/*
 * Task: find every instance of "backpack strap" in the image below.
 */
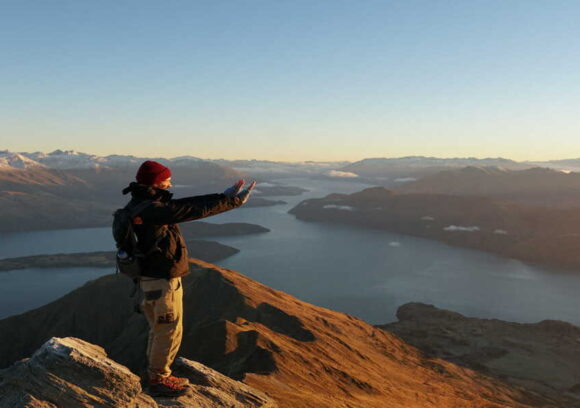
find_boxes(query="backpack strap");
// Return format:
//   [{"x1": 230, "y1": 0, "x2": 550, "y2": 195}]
[
  {"x1": 116, "y1": 200, "x2": 154, "y2": 251},
  {"x1": 126, "y1": 199, "x2": 154, "y2": 218},
  {"x1": 126, "y1": 199, "x2": 166, "y2": 257}
]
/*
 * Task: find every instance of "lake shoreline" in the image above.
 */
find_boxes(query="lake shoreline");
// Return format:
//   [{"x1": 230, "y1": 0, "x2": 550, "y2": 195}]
[{"x1": 0, "y1": 240, "x2": 240, "y2": 272}]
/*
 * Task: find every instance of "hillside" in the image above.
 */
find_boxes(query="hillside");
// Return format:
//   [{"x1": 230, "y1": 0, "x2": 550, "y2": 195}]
[
  {"x1": 396, "y1": 166, "x2": 580, "y2": 208},
  {"x1": 0, "y1": 259, "x2": 566, "y2": 407},
  {"x1": 339, "y1": 157, "x2": 530, "y2": 180},
  {"x1": 0, "y1": 163, "x2": 247, "y2": 232},
  {"x1": 289, "y1": 187, "x2": 580, "y2": 269},
  {"x1": 379, "y1": 303, "x2": 580, "y2": 402}
]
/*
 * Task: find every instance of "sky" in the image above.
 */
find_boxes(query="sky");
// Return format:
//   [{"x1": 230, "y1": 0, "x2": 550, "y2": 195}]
[{"x1": 0, "y1": 0, "x2": 579, "y2": 162}]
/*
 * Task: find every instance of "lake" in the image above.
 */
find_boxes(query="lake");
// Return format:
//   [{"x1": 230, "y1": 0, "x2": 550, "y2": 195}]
[{"x1": 1, "y1": 177, "x2": 579, "y2": 325}]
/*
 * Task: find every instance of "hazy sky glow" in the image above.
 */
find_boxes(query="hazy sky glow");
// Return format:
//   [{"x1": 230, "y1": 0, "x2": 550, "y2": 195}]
[{"x1": 1, "y1": 0, "x2": 579, "y2": 161}]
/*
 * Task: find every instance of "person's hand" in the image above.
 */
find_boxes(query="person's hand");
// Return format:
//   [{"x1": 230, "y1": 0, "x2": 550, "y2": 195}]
[
  {"x1": 237, "y1": 181, "x2": 256, "y2": 204},
  {"x1": 223, "y1": 179, "x2": 245, "y2": 198}
]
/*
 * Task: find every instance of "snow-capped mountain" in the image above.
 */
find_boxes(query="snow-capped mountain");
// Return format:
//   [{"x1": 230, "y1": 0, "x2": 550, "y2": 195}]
[
  {"x1": 169, "y1": 156, "x2": 207, "y2": 168},
  {"x1": 1, "y1": 150, "x2": 348, "y2": 175},
  {"x1": 22, "y1": 150, "x2": 109, "y2": 169},
  {"x1": 340, "y1": 156, "x2": 532, "y2": 178},
  {"x1": 212, "y1": 159, "x2": 349, "y2": 177},
  {"x1": 4, "y1": 150, "x2": 204, "y2": 170},
  {"x1": 0, "y1": 151, "x2": 47, "y2": 169},
  {"x1": 8, "y1": 149, "x2": 580, "y2": 177},
  {"x1": 526, "y1": 159, "x2": 580, "y2": 173},
  {"x1": 344, "y1": 156, "x2": 525, "y2": 170}
]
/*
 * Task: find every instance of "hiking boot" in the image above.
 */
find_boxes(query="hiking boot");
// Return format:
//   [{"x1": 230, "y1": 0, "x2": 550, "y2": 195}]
[
  {"x1": 166, "y1": 375, "x2": 189, "y2": 387},
  {"x1": 148, "y1": 377, "x2": 188, "y2": 398}
]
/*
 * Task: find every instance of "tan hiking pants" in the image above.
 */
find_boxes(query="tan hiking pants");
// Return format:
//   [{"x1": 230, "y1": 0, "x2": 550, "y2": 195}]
[{"x1": 140, "y1": 277, "x2": 183, "y2": 379}]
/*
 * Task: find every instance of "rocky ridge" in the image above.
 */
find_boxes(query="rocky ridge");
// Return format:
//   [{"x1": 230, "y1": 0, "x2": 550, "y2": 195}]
[{"x1": 0, "y1": 336, "x2": 275, "y2": 408}]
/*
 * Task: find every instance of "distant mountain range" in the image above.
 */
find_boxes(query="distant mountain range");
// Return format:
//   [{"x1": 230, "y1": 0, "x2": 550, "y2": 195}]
[
  {"x1": 0, "y1": 149, "x2": 342, "y2": 175},
  {"x1": 213, "y1": 158, "x2": 350, "y2": 178},
  {"x1": 6, "y1": 149, "x2": 580, "y2": 231},
  {"x1": 0, "y1": 149, "x2": 206, "y2": 170},
  {"x1": 0, "y1": 157, "x2": 314, "y2": 231},
  {"x1": 395, "y1": 165, "x2": 580, "y2": 208},
  {"x1": 339, "y1": 156, "x2": 533, "y2": 181},
  {"x1": 0, "y1": 155, "x2": 246, "y2": 232},
  {"x1": 527, "y1": 158, "x2": 580, "y2": 172},
  {"x1": 3, "y1": 148, "x2": 580, "y2": 173}
]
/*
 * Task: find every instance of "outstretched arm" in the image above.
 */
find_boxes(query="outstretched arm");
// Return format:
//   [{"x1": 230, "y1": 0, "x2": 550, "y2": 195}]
[
  {"x1": 169, "y1": 193, "x2": 241, "y2": 223},
  {"x1": 145, "y1": 180, "x2": 256, "y2": 224}
]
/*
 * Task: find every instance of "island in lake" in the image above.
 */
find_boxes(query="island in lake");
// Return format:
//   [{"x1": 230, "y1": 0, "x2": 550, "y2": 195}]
[{"x1": 0, "y1": 240, "x2": 239, "y2": 272}]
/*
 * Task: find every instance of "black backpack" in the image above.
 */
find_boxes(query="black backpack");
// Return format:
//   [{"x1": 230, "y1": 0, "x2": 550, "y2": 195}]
[{"x1": 112, "y1": 200, "x2": 155, "y2": 279}]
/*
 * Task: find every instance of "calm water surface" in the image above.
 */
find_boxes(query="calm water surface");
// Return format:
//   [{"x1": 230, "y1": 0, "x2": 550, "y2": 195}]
[
  {"x1": 1, "y1": 177, "x2": 579, "y2": 325},
  {"x1": 0, "y1": 267, "x2": 111, "y2": 318}
]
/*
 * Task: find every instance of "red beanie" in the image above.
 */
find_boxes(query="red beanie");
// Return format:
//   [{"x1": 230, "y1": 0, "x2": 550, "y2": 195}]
[{"x1": 136, "y1": 160, "x2": 172, "y2": 186}]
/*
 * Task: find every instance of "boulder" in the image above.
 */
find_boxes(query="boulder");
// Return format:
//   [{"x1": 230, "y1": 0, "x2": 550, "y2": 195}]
[{"x1": 0, "y1": 337, "x2": 276, "y2": 408}]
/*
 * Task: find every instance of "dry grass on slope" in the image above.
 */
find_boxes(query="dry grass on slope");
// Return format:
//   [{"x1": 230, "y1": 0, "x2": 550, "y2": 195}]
[{"x1": 186, "y1": 260, "x2": 558, "y2": 408}]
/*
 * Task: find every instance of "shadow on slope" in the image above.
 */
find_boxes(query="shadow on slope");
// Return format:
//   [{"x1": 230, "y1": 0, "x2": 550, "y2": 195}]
[{"x1": 0, "y1": 259, "x2": 564, "y2": 408}]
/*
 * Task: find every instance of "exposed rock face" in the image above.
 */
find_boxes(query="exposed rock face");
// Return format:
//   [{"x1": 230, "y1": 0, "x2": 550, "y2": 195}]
[
  {"x1": 380, "y1": 303, "x2": 580, "y2": 405},
  {"x1": 0, "y1": 337, "x2": 152, "y2": 408},
  {"x1": 167, "y1": 358, "x2": 277, "y2": 408},
  {"x1": 0, "y1": 260, "x2": 565, "y2": 407},
  {"x1": 0, "y1": 336, "x2": 275, "y2": 408}
]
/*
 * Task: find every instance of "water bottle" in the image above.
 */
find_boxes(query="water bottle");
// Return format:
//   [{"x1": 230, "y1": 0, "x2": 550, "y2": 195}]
[{"x1": 117, "y1": 250, "x2": 129, "y2": 260}]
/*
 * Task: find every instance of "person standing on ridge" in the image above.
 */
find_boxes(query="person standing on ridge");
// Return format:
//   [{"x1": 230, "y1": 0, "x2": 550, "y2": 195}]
[{"x1": 121, "y1": 160, "x2": 255, "y2": 397}]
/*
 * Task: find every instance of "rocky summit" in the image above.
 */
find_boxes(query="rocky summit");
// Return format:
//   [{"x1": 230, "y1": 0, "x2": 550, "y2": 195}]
[{"x1": 0, "y1": 336, "x2": 276, "y2": 408}]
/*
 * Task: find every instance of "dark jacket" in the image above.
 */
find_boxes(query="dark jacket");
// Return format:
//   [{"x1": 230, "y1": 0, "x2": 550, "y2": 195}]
[{"x1": 122, "y1": 182, "x2": 241, "y2": 279}]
